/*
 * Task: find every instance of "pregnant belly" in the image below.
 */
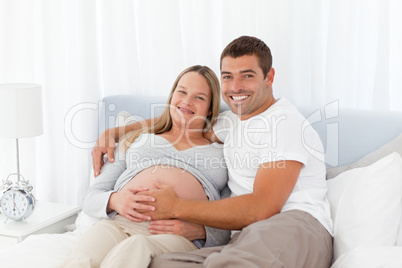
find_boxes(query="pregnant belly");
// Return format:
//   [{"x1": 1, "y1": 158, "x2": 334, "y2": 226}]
[{"x1": 121, "y1": 165, "x2": 208, "y2": 201}]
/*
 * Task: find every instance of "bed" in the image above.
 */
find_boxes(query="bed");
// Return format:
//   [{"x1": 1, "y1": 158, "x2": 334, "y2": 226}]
[{"x1": 1, "y1": 94, "x2": 402, "y2": 267}]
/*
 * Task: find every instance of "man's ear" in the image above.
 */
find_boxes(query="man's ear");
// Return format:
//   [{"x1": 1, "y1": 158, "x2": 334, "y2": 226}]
[{"x1": 266, "y1": 67, "x2": 275, "y2": 87}]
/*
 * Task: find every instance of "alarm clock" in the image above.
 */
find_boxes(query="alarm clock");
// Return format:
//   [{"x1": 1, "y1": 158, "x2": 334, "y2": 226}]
[{"x1": 0, "y1": 173, "x2": 35, "y2": 221}]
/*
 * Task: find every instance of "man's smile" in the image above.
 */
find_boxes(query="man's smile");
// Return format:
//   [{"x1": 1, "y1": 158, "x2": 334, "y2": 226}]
[{"x1": 230, "y1": 95, "x2": 249, "y2": 101}]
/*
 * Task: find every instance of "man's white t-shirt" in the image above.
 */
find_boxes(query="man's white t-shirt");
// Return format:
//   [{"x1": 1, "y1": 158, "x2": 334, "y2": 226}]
[{"x1": 213, "y1": 98, "x2": 333, "y2": 234}]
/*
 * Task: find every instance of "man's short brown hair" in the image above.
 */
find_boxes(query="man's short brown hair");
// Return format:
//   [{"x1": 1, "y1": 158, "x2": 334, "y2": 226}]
[{"x1": 220, "y1": 36, "x2": 272, "y2": 77}]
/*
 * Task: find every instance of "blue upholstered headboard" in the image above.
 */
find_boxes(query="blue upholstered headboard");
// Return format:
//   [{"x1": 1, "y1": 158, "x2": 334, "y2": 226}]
[{"x1": 99, "y1": 95, "x2": 402, "y2": 167}]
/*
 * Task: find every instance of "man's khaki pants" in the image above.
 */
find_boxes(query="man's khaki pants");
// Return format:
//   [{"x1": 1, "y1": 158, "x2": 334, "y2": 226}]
[
  {"x1": 150, "y1": 210, "x2": 333, "y2": 268},
  {"x1": 60, "y1": 215, "x2": 197, "y2": 268}
]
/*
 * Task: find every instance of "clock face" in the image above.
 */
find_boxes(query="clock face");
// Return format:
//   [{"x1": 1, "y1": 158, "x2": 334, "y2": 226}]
[{"x1": 1, "y1": 190, "x2": 32, "y2": 220}]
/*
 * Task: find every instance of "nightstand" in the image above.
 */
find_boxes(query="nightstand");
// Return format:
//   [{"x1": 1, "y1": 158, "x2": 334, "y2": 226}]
[{"x1": 0, "y1": 201, "x2": 81, "y2": 250}]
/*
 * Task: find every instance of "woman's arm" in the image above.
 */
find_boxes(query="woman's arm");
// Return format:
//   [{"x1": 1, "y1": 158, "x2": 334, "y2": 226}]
[
  {"x1": 83, "y1": 148, "x2": 127, "y2": 218},
  {"x1": 83, "y1": 148, "x2": 154, "y2": 221},
  {"x1": 107, "y1": 186, "x2": 155, "y2": 222},
  {"x1": 200, "y1": 185, "x2": 231, "y2": 247},
  {"x1": 148, "y1": 220, "x2": 206, "y2": 241},
  {"x1": 148, "y1": 219, "x2": 230, "y2": 247}
]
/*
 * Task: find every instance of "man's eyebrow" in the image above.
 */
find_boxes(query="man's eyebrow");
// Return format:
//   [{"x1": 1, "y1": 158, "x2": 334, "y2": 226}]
[
  {"x1": 221, "y1": 69, "x2": 257, "y2": 75},
  {"x1": 240, "y1": 69, "x2": 257, "y2": 74}
]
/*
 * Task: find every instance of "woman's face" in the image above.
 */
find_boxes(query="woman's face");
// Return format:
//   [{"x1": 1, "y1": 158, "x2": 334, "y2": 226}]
[{"x1": 170, "y1": 71, "x2": 212, "y2": 130}]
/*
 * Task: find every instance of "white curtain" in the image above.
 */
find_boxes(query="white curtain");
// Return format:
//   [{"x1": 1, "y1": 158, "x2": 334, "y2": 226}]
[{"x1": 1, "y1": 0, "x2": 401, "y2": 205}]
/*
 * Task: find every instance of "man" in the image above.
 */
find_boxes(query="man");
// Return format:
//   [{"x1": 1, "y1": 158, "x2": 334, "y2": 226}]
[{"x1": 92, "y1": 36, "x2": 333, "y2": 267}]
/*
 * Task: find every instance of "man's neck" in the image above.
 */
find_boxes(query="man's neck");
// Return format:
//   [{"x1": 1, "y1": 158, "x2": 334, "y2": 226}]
[{"x1": 238, "y1": 97, "x2": 278, "y2": 121}]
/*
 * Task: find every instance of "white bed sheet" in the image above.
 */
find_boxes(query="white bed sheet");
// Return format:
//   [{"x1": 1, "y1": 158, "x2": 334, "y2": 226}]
[
  {"x1": 3, "y1": 212, "x2": 402, "y2": 267},
  {"x1": 0, "y1": 231, "x2": 79, "y2": 267},
  {"x1": 0, "y1": 212, "x2": 98, "y2": 267}
]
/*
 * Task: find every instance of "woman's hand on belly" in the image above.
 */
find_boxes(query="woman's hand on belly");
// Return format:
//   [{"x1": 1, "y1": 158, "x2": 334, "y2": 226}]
[
  {"x1": 107, "y1": 186, "x2": 156, "y2": 222},
  {"x1": 148, "y1": 219, "x2": 206, "y2": 241}
]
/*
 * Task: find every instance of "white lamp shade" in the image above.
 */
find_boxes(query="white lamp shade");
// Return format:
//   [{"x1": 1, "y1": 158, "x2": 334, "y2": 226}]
[{"x1": 0, "y1": 84, "x2": 43, "y2": 138}]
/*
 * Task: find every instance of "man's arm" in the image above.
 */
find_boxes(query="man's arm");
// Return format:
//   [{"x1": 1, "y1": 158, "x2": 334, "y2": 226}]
[
  {"x1": 147, "y1": 160, "x2": 302, "y2": 230},
  {"x1": 91, "y1": 119, "x2": 154, "y2": 176}
]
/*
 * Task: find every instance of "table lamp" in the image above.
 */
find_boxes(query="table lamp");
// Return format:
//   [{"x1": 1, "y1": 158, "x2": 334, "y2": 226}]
[{"x1": 0, "y1": 84, "x2": 43, "y2": 184}]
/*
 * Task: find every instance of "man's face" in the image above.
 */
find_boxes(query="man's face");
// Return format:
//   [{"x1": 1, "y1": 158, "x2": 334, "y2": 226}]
[{"x1": 220, "y1": 55, "x2": 274, "y2": 120}]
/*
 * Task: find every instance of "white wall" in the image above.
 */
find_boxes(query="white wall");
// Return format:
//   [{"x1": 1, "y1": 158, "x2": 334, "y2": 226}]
[{"x1": 1, "y1": 0, "x2": 401, "y2": 205}]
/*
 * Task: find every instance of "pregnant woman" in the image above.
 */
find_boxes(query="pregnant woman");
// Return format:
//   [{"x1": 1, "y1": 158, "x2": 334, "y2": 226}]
[{"x1": 61, "y1": 65, "x2": 230, "y2": 268}]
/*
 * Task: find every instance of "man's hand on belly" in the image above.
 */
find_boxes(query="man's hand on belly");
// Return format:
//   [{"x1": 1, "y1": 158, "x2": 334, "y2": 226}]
[
  {"x1": 108, "y1": 186, "x2": 156, "y2": 222},
  {"x1": 142, "y1": 182, "x2": 181, "y2": 220}
]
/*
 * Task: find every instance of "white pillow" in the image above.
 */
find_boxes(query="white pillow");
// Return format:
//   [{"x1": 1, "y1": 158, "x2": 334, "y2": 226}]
[
  {"x1": 327, "y1": 133, "x2": 402, "y2": 179},
  {"x1": 77, "y1": 111, "x2": 137, "y2": 231},
  {"x1": 89, "y1": 111, "x2": 136, "y2": 185},
  {"x1": 331, "y1": 246, "x2": 402, "y2": 268},
  {"x1": 327, "y1": 152, "x2": 402, "y2": 261},
  {"x1": 115, "y1": 110, "x2": 136, "y2": 128}
]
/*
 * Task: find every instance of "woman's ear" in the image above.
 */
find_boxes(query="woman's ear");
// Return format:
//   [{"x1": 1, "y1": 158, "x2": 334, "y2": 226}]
[{"x1": 208, "y1": 109, "x2": 212, "y2": 116}]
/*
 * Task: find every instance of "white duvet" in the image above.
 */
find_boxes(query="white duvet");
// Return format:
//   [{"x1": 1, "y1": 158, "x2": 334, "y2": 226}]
[
  {"x1": 0, "y1": 212, "x2": 97, "y2": 267},
  {"x1": 2, "y1": 213, "x2": 402, "y2": 267},
  {"x1": 0, "y1": 231, "x2": 79, "y2": 267}
]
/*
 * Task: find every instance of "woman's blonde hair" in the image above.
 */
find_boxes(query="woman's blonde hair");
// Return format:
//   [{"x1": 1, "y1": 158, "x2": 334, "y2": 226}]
[{"x1": 121, "y1": 65, "x2": 220, "y2": 152}]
